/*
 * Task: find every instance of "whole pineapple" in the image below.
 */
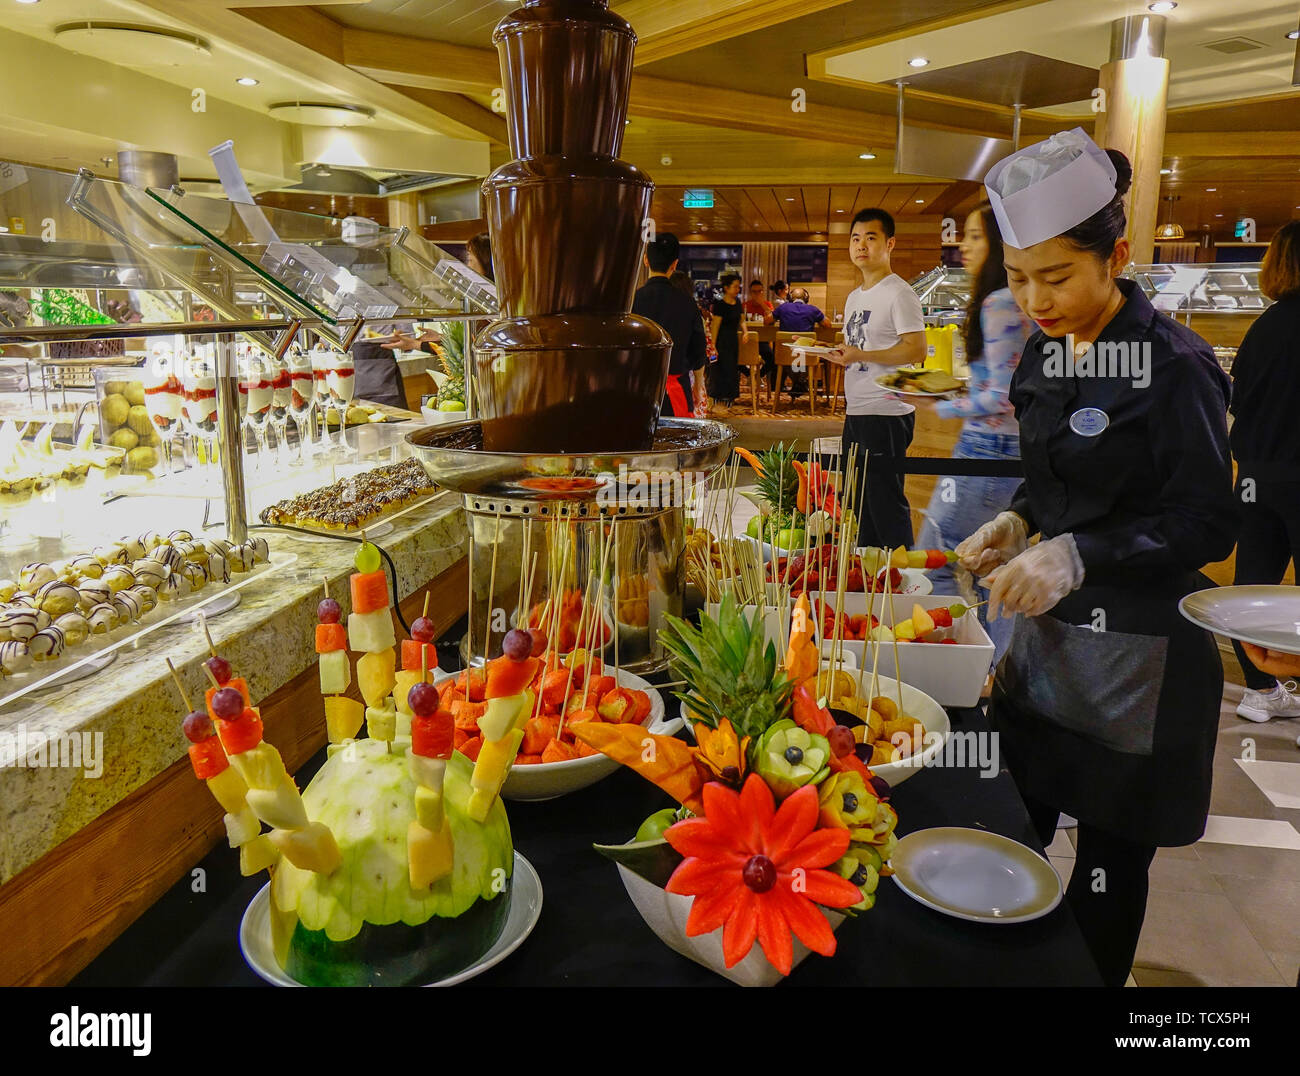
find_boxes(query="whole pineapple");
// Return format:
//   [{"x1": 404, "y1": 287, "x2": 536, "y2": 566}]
[
  {"x1": 659, "y1": 593, "x2": 793, "y2": 745},
  {"x1": 754, "y1": 441, "x2": 800, "y2": 532},
  {"x1": 431, "y1": 320, "x2": 466, "y2": 404}
]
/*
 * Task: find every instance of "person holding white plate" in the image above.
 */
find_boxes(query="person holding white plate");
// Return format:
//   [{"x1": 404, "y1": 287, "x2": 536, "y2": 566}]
[{"x1": 956, "y1": 130, "x2": 1239, "y2": 987}]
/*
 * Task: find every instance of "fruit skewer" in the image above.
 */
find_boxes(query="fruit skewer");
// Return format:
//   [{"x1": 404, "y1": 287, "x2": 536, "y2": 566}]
[
  {"x1": 407, "y1": 649, "x2": 456, "y2": 889},
  {"x1": 317, "y1": 577, "x2": 362, "y2": 743},
  {"x1": 349, "y1": 539, "x2": 398, "y2": 749}
]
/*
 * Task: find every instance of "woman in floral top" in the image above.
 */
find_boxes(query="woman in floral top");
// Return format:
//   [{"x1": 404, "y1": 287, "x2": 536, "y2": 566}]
[{"x1": 916, "y1": 203, "x2": 1033, "y2": 664}]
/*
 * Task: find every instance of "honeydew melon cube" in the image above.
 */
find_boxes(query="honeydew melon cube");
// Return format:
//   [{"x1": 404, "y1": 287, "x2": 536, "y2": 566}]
[
  {"x1": 348, "y1": 608, "x2": 396, "y2": 653},
  {"x1": 230, "y1": 741, "x2": 288, "y2": 790},
  {"x1": 414, "y1": 784, "x2": 444, "y2": 831},
  {"x1": 323, "y1": 696, "x2": 364, "y2": 743},
  {"x1": 318, "y1": 650, "x2": 351, "y2": 695},
  {"x1": 357, "y1": 647, "x2": 396, "y2": 708},
  {"x1": 478, "y1": 694, "x2": 527, "y2": 742},
  {"x1": 365, "y1": 701, "x2": 397, "y2": 742},
  {"x1": 407, "y1": 753, "x2": 446, "y2": 790},
  {"x1": 223, "y1": 804, "x2": 261, "y2": 848},
  {"x1": 239, "y1": 833, "x2": 280, "y2": 876},
  {"x1": 408, "y1": 817, "x2": 455, "y2": 890},
  {"x1": 268, "y1": 821, "x2": 342, "y2": 875},
  {"x1": 395, "y1": 706, "x2": 412, "y2": 739},
  {"x1": 205, "y1": 765, "x2": 249, "y2": 815},
  {"x1": 246, "y1": 776, "x2": 309, "y2": 830}
]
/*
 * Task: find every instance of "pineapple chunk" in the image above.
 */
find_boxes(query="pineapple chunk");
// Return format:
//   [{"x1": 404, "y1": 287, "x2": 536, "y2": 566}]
[
  {"x1": 408, "y1": 817, "x2": 455, "y2": 890},
  {"x1": 323, "y1": 696, "x2": 364, "y2": 743},
  {"x1": 348, "y1": 608, "x2": 396, "y2": 653},
  {"x1": 356, "y1": 648, "x2": 396, "y2": 708},
  {"x1": 393, "y1": 670, "x2": 423, "y2": 716},
  {"x1": 245, "y1": 776, "x2": 309, "y2": 830},
  {"x1": 205, "y1": 765, "x2": 249, "y2": 815},
  {"x1": 229, "y1": 741, "x2": 288, "y2": 791},
  {"x1": 414, "y1": 784, "x2": 444, "y2": 831},
  {"x1": 365, "y1": 701, "x2": 397, "y2": 741},
  {"x1": 238, "y1": 834, "x2": 280, "y2": 876},
  {"x1": 395, "y1": 707, "x2": 412, "y2": 739},
  {"x1": 267, "y1": 821, "x2": 342, "y2": 875},
  {"x1": 318, "y1": 650, "x2": 351, "y2": 695},
  {"x1": 467, "y1": 728, "x2": 525, "y2": 822},
  {"x1": 911, "y1": 603, "x2": 936, "y2": 637},
  {"x1": 223, "y1": 805, "x2": 262, "y2": 848},
  {"x1": 407, "y1": 753, "x2": 446, "y2": 790}
]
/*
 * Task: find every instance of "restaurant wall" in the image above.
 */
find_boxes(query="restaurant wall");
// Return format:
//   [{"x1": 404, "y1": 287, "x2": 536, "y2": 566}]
[{"x1": 826, "y1": 218, "x2": 943, "y2": 318}]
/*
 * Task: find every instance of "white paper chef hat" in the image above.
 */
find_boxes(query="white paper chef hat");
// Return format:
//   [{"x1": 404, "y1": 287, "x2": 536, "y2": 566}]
[{"x1": 984, "y1": 128, "x2": 1119, "y2": 249}]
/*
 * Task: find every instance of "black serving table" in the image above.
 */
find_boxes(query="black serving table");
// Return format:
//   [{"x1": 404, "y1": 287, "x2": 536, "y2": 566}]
[{"x1": 74, "y1": 635, "x2": 1102, "y2": 988}]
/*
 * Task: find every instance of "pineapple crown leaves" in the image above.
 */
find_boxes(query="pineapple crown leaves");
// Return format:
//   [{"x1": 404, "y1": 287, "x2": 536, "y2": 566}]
[
  {"x1": 755, "y1": 441, "x2": 800, "y2": 517},
  {"x1": 659, "y1": 593, "x2": 794, "y2": 743}
]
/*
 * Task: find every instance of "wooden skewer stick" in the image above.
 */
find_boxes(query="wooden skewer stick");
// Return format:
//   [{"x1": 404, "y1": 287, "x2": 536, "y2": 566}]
[
  {"x1": 422, "y1": 591, "x2": 431, "y2": 620},
  {"x1": 202, "y1": 663, "x2": 221, "y2": 691},
  {"x1": 322, "y1": 576, "x2": 330, "y2": 602},
  {"x1": 164, "y1": 657, "x2": 193, "y2": 712},
  {"x1": 197, "y1": 612, "x2": 217, "y2": 658},
  {"x1": 883, "y1": 564, "x2": 906, "y2": 718},
  {"x1": 484, "y1": 509, "x2": 503, "y2": 663}
]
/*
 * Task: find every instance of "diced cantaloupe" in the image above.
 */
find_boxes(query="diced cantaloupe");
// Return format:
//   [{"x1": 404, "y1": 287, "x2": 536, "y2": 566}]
[
  {"x1": 318, "y1": 650, "x2": 351, "y2": 695},
  {"x1": 230, "y1": 741, "x2": 288, "y2": 791},
  {"x1": 246, "y1": 776, "x2": 309, "y2": 830},
  {"x1": 401, "y1": 639, "x2": 436, "y2": 673},
  {"x1": 205, "y1": 764, "x2": 249, "y2": 815},
  {"x1": 408, "y1": 817, "x2": 454, "y2": 890},
  {"x1": 323, "y1": 696, "x2": 364, "y2": 743},
  {"x1": 365, "y1": 701, "x2": 397, "y2": 741},
  {"x1": 356, "y1": 647, "x2": 396, "y2": 708},
  {"x1": 268, "y1": 821, "x2": 342, "y2": 875},
  {"x1": 348, "y1": 608, "x2": 396, "y2": 653},
  {"x1": 238, "y1": 834, "x2": 280, "y2": 876},
  {"x1": 224, "y1": 805, "x2": 261, "y2": 848}
]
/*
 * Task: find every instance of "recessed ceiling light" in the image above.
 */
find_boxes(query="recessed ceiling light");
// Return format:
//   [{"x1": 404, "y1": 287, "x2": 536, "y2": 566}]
[
  {"x1": 15, "y1": 1, "x2": 41, "y2": 5},
  {"x1": 1148, "y1": 2, "x2": 1176, "y2": 12},
  {"x1": 235, "y1": 77, "x2": 259, "y2": 87},
  {"x1": 836, "y1": 209, "x2": 845, "y2": 213},
  {"x1": 1204, "y1": 187, "x2": 1217, "y2": 192},
  {"x1": 915, "y1": 198, "x2": 925, "y2": 203},
  {"x1": 1288, "y1": 29, "x2": 1300, "y2": 40},
  {"x1": 859, "y1": 152, "x2": 876, "y2": 160},
  {"x1": 1160, "y1": 167, "x2": 1172, "y2": 174},
  {"x1": 908, "y1": 57, "x2": 929, "y2": 68},
  {"x1": 1215, "y1": 213, "x2": 1224, "y2": 217}
]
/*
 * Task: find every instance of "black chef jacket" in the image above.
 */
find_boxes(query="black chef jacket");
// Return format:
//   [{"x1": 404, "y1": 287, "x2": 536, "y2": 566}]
[
  {"x1": 1007, "y1": 278, "x2": 1238, "y2": 584},
  {"x1": 1229, "y1": 291, "x2": 1300, "y2": 481},
  {"x1": 632, "y1": 274, "x2": 707, "y2": 380}
]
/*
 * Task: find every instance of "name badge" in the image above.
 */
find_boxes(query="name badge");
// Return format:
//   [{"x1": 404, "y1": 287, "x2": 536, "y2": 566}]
[{"x1": 1069, "y1": 407, "x2": 1109, "y2": 437}]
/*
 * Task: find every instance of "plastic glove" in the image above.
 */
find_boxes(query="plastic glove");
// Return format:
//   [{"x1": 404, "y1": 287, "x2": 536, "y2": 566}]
[
  {"x1": 985, "y1": 534, "x2": 1085, "y2": 620},
  {"x1": 955, "y1": 511, "x2": 1029, "y2": 576}
]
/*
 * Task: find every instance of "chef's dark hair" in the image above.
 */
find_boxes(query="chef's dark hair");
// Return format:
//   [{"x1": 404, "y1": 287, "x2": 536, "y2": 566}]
[
  {"x1": 1059, "y1": 149, "x2": 1133, "y2": 261},
  {"x1": 963, "y1": 202, "x2": 1007, "y2": 361}
]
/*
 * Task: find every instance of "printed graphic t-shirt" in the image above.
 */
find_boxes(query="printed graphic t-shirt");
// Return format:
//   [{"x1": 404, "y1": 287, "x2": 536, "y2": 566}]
[{"x1": 842, "y1": 274, "x2": 926, "y2": 416}]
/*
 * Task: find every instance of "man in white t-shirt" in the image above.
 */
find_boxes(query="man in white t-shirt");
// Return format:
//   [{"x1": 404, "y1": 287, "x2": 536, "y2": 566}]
[{"x1": 824, "y1": 208, "x2": 927, "y2": 547}]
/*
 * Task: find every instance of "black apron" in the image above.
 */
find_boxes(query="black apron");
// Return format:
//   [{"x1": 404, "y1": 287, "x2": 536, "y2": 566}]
[
  {"x1": 991, "y1": 571, "x2": 1222, "y2": 848},
  {"x1": 351, "y1": 339, "x2": 408, "y2": 411}
]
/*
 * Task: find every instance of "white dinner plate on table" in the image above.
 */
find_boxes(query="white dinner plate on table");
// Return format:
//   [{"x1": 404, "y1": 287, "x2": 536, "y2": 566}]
[
  {"x1": 240, "y1": 851, "x2": 543, "y2": 987},
  {"x1": 1179, "y1": 585, "x2": 1300, "y2": 652},
  {"x1": 889, "y1": 827, "x2": 1063, "y2": 924}
]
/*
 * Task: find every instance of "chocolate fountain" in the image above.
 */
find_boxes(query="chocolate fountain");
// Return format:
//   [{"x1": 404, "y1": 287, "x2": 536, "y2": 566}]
[{"x1": 406, "y1": 0, "x2": 734, "y2": 673}]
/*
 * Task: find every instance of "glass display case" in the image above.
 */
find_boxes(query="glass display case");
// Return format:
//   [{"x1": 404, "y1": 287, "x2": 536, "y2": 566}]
[
  {"x1": 1125, "y1": 261, "x2": 1267, "y2": 362},
  {"x1": 910, "y1": 265, "x2": 971, "y2": 322}
]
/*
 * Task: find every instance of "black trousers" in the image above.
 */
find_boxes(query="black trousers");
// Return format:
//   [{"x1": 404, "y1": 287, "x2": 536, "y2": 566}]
[
  {"x1": 1025, "y1": 796, "x2": 1157, "y2": 988},
  {"x1": 1231, "y1": 477, "x2": 1300, "y2": 690},
  {"x1": 842, "y1": 412, "x2": 915, "y2": 548}
]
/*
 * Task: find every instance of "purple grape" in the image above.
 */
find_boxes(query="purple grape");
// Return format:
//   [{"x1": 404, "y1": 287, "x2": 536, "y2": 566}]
[
  {"x1": 867, "y1": 774, "x2": 891, "y2": 800},
  {"x1": 182, "y1": 710, "x2": 213, "y2": 743},
  {"x1": 502, "y1": 628, "x2": 532, "y2": 661},
  {"x1": 410, "y1": 615, "x2": 435, "y2": 642},
  {"x1": 407, "y1": 681, "x2": 439, "y2": 717},
  {"x1": 742, "y1": 854, "x2": 776, "y2": 893},
  {"x1": 317, "y1": 598, "x2": 341, "y2": 624},
  {"x1": 211, "y1": 687, "x2": 244, "y2": 720},
  {"x1": 204, "y1": 655, "x2": 231, "y2": 685},
  {"x1": 827, "y1": 724, "x2": 856, "y2": 758}
]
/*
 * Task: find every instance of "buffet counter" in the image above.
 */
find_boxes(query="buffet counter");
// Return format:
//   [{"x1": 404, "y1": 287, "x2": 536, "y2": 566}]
[{"x1": 0, "y1": 490, "x2": 469, "y2": 985}]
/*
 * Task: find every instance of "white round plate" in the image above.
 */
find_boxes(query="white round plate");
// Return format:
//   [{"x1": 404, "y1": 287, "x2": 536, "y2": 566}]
[
  {"x1": 890, "y1": 827, "x2": 1063, "y2": 924},
  {"x1": 434, "y1": 668, "x2": 676, "y2": 802},
  {"x1": 1179, "y1": 585, "x2": 1300, "y2": 652},
  {"x1": 787, "y1": 344, "x2": 837, "y2": 356},
  {"x1": 875, "y1": 372, "x2": 968, "y2": 398},
  {"x1": 239, "y1": 851, "x2": 543, "y2": 987}
]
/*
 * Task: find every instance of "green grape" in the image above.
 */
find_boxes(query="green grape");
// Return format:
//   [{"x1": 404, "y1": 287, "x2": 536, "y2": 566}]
[
  {"x1": 355, "y1": 541, "x2": 381, "y2": 574},
  {"x1": 948, "y1": 602, "x2": 969, "y2": 618}
]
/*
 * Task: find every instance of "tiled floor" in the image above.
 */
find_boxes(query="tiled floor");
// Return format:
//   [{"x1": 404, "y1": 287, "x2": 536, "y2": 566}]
[{"x1": 1048, "y1": 686, "x2": 1300, "y2": 987}]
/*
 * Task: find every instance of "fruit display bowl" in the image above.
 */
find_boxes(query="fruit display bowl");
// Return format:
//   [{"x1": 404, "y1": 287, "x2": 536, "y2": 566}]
[
  {"x1": 616, "y1": 863, "x2": 843, "y2": 987},
  {"x1": 435, "y1": 669, "x2": 678, "y2": 802}
]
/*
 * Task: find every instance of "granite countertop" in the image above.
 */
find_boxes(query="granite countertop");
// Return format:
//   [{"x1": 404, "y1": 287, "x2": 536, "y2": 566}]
[{"x1": 0, "y1": 491, "x2": 468, "y2": 884}]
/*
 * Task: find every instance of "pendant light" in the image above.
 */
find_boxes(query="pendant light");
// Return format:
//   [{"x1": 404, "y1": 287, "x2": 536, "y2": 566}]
[{"x1": 1154, "y1": 194, "x2": 1184, "y2": 240}]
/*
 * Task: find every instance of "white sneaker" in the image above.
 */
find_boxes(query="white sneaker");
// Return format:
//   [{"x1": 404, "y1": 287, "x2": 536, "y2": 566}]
[{"x1": 1236, "y1": 682, "x2": 1300, "y2": 723}]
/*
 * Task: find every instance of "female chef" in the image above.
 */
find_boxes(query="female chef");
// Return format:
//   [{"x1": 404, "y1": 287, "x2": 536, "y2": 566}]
[{"x1": 956, "y1": 130, "x2": 1238, "y2": 987}]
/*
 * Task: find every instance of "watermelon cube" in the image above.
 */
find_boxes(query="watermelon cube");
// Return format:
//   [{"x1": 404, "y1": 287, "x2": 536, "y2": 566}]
[{"x1": 349, "y1": 608, "x2": 396, "y2": 653}]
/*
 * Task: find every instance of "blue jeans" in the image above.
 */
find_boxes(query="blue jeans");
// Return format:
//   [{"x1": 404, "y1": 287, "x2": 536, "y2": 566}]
[{"x1": 915, "y1": 429, "x2": 1021, "y2": 667}]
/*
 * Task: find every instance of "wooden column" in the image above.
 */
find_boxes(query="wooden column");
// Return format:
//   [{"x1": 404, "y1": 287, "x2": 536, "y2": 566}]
[{"x1": 1093, "y1": 15, "x2": 1170, "y2": 266}]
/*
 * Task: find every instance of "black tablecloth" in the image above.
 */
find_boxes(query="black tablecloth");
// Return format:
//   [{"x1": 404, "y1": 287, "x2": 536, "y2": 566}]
[{"x1": 74, "y1": 663, "x2": 1101, "y2": 987}]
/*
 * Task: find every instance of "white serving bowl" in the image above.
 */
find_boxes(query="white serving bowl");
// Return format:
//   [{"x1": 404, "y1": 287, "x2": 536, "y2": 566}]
[{"x1": 436, "y1": 668, "x2": 678, "y2": 802}]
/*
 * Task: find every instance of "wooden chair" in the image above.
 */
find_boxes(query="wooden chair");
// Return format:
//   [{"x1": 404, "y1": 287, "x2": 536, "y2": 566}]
[
  {"x1": 737, "y1": 334, "x2": 766, "y2": 415},
  {"x1": 774, "y1": 337, "x2": 819, "y2": 417}
]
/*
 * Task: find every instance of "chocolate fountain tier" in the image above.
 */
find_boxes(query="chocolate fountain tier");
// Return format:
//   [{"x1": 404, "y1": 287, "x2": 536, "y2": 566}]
[
  {"x1": 483, "y1": 156, "x2": 653, "y2": 317},
  {"x1": 493, "y1": 0, "x2": 635, "y2": 159},
  {"x1": 473, "y1": 312, "x2": 670, "y2": 454}
]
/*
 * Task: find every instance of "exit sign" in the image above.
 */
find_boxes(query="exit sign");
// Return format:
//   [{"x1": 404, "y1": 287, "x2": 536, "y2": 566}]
[{"x1": 682, "y1": 188, "x2": 713, "y2": 208}]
